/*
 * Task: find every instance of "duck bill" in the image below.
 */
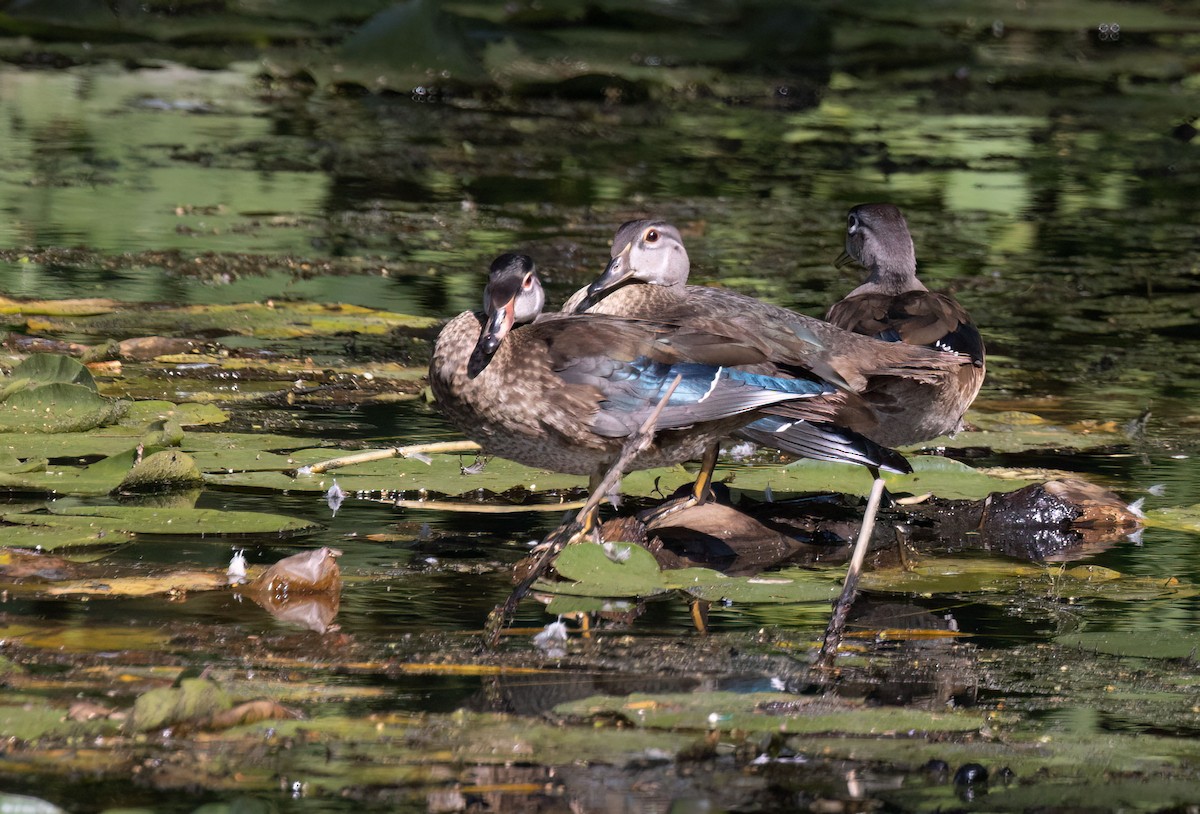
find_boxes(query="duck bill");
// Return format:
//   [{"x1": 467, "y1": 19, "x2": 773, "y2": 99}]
[
  {"x1": 577, "y1": 249, "x2": 634, "y2": 312},
  {"x1": 474, "y1": 298, "x2": 515, "y2": 357}
]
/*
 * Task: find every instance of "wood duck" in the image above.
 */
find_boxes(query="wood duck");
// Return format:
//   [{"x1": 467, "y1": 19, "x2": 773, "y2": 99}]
[
  {"x1": 568, "y1": 219, "x2": 978, "y2": 450},
  {"x1": 429, "y1": 254, "x2": 889, "y2": 523},
  {"x1": 828, "y1": 203, "x2": 985, "y2": 437}
]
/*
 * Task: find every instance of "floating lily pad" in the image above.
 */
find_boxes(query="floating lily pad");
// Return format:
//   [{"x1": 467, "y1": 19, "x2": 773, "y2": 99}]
[
  {"x1": 0, "y1": 447, "x2": 146, "y2": 496},
  {"x1": 130, "y1": 677, "x2": 232, "y2": 732},
  {"x1": 1, "y1": 353, "x2": 97, "y2": 396},
  {"x1": 2, "y1": 505, "x2": 319, "y2": 536},
  {"x1": 1056, "y1": 630, "x2": 1200, "y2": 660},
  {"x1": 0, "y1": 524, "x2": 132, "y2": 551},
  {"x1": 121, "y1": 400, "x2": 229, "y2": 428},
  {"x1": 541, "y1": 542, "x2": 668, "y2": 598},
  {"x1": 1143, "y1": 505, "x2": 1200, "y2": 534},
  {"x1": 0, "y1": 295, "x2": 116, "y2": 316},
  {"x1": 664, "y1": 567, "x2": 842, "y2": 604},
  {"x1": 859, "y1": 556, "x2": 1195, "y2": 601},
  {"x1": 553, "y1": 691, "x2": 982, "y2": 735},
  {"x1": 0, "y1": 382, "x2": 127, "y2": 433},
  {"x1": 28, "y1": 301, "x2": 438, "y2": 341},
  {"x1": 118, "y1": 450, "x2": 206, "y2": 492},
  {"x1": 45, "y1": 570, "x2": 232, "y2": 598},
  {"x1": 916, "y1": 410, "x2": 1125, "y2": 454}
]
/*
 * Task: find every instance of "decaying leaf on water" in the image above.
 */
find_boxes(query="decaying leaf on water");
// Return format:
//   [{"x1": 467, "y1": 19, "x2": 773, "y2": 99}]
[
  {"x1": 239, "y1": 546, "x2": 344, "y2": 632},
  {"x1": 128, "y1": 676, "x2": 301, "y2": 733}
]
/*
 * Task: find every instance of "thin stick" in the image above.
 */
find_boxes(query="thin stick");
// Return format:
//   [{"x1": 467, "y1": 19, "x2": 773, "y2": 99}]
[
  {"x1": 486, "y1": 375, "x2": 682, "y2": 646},
  {"x1": 366, "y1": 497, "x2": 589, "y2": 513},
  {"x1": 814, "y1": 475, "x2": 887, "y2": 671},
  {"x1": 295, "y1": 440, "x2": 481, "y2": 475}
]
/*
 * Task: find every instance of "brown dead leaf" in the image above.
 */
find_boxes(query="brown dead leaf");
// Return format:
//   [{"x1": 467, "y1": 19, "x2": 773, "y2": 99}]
[
  {"x1": 246, "y1": 546, "x2": 342, "y2": 596},
  {"x1": 68, "y1": 700, "x2": 117, "y2": 722},
  {"x1": 204, "y1": 699, "x2": 303, "y2": 731},
  {"x1": 118, "y1": 336, "x2": 207, "y2": 361}
]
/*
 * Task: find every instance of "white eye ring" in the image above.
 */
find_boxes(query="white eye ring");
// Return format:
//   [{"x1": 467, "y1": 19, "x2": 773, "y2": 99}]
[{"x1": 847, "y1": 213, "x2": 860, "y2": 235}]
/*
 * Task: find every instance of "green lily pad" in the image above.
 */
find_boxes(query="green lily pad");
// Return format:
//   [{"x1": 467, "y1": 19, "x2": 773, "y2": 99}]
[
  {"x1": 29, "y1": 301, "x2": 438, "y2": 341},
  {"x1": 541, "y1": 542, "x2": 668, "y2": 598},
  {"x1": 707, "y1": 455, "x2": 1039, "y2": 501},
  {"x1": 554, "y1": 690, "x2": 982, "y2": 735},
  {"x1": 2, "y1": 505, "x2": 319, "y2": 536},
  {"x1": 0, "y1": 383, "x2": 127, "y2": 433},
  {"x1": 917, "y1": 410, "x2": 1124, "y2": 454},
  {"x1": 859, "y1": 556, "x2": 1195, "y2": 601},
  {"x1": 1056, "y1": 630, "x2": 1200, "y2": 660},
  {"x1": 0, "y1": 428, "x2": 150, "y2": 460},
  {"x1": 664, "y1": 566, "x2": 842, "y2": 604},
  {"x1": 118, "y1": 450, "x2": 206, "y2": 492},
  {"x1": 0, "y1": 353, "x2": 97, "y2": 398},
  {"x1": 129, "y1": 677, "x2": 232, "y2": 732},
  {"x1": 0, "y1": 447, "x2": 147, "y2": 496},
  {"x1": 1143, "y1": 505, "x2": 1200, "y2": 534},
  {"x1": 0, "y1": 524, "x2": 132, "y2": 551},
  {"x1": 121, "y1": 400, "x2": 229, "y2": 428}
]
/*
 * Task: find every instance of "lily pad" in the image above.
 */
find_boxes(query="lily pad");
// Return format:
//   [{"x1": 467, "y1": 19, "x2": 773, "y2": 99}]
[
  {"x1": 129, "y1": 677, "x2": 232, "y2": 732},
  {"x1": 0, "y1": 447, "x2": 147, "y2": 496},
  {"x1": 121, "y1": 400, "x2": 229, "y2": 428},
  {"x1": 1, "y1": 353, "x2": 97, "y2": 396},
  {"x1": 553, "y1": 690, "x2": 982, "y2": 735},
  {"x1": 2, "y1": 505, "x2": 320, "y2": 536},
  {"x1": 45, "y1": 570, "x2": 232, "y2": 597},
  {"x1": 859, "y1": 556, "x2": 1195, "y2": 601},
  {"x1": 664, "y1": 566, "x2": 842, "y2": 604},
  {"x1": 0, "y1": 524, "x2": 132, "y2": 551},
  {"x1": 27, "y1": 301, "x2": 439, "y2": 341},
  {"x1": 1056, "y1": 630, "x2": 1200, "y2": 660},
  {"x1": 0, "y1": 382, "x2": 127, "y2": 433},
  {"x1": 1143, "y1": 505, "x2": 1200, "y2": 534},
  {"x1": 542, "y1": 542, "x2": 668, "y2": 598},
  {"x1": 118, "y1": 450, "x2": 206, "y2": 492}
]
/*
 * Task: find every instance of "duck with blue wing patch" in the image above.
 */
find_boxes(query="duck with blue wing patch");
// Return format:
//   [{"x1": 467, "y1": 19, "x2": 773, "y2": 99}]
[{"x1": 430, "y1": 253, "x2": 877, "y2": 530}]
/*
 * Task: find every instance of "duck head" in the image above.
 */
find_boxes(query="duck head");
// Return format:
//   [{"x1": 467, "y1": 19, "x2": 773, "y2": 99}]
[
  {"x1": 576, "y1": 220, "x2": 690, "y2": 311},
  {"x1": 835, "y1": 203, "x2": 917, "y2": 284},
  {"x1": 474, "y1": 253, "x2": 545, "y2": 358}
]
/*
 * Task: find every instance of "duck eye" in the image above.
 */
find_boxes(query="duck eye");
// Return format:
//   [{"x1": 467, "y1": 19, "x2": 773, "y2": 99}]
[
  {"x1": 847, "y1": 214, "x2": 860, "y2": 234},
  {"x1": 644, "y1": 228, "x2": 660, "y2": 243}
]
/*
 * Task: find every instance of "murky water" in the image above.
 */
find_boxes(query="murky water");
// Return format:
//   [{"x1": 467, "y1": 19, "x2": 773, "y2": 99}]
[{"x1": 1, "y1": 3, "x2": 1200, "y2": 811}]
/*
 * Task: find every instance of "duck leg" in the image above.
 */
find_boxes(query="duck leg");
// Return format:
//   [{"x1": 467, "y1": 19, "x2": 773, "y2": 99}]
[
  {"x1": 637, "y1": 441, "x2": 720, "y2": 524},
  {"x1": 814, "y1": 474, "x2": 887, "y2": 670}
]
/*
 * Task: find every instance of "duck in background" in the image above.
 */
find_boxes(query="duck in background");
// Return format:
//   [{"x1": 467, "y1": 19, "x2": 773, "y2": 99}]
[{"x1": 828, "y1": 203, "x2": 985, "y2": 439}]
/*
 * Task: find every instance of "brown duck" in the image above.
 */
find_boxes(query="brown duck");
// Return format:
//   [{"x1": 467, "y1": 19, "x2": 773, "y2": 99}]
[
  {"x1": 567, "y1": 219, "x2": 977, "y2": 451},
  {"x1": 429, "y1": 253, "x2": 873, "y2": 507},
  {"x1": 828, "y1": 203, "x2": 985, "y2": 438}
]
